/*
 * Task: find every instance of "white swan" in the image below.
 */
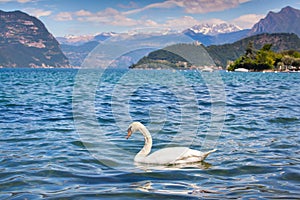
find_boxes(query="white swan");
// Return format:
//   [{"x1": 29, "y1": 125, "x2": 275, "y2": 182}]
[{"x1": 126, "y1": 122, "x2": 216, "y2": 165}]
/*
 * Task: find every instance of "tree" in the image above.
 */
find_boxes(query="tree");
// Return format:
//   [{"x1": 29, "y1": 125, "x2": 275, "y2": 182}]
[
  {"x1": 261, "y1": 43, "x2": 272, "y2": 51},
  {"x1": 229, "y1": 43, "x2": 276, "y2": 71},
  {"x1": 255, "y1": 44, "x2": 275, "y2": 70},
  {"x1": 282, "y1": 55, "x2": 293, "y2": 67},
  {"x1": 245, "y1": 41, "x2": 256, "y2": 59}
]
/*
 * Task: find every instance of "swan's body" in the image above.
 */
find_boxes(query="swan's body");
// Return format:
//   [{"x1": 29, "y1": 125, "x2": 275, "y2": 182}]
[{"x1": 126, "y1": 122, "x2": 216, "y2": 165}]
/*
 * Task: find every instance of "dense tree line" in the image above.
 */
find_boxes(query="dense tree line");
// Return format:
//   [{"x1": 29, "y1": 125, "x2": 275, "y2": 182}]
[{"x1": 228, "y1": 42, "x2": 300, "y2": 71}]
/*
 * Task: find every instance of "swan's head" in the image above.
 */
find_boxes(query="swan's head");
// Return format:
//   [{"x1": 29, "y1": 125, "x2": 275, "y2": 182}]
[{"x1": 126, "y1": 122, "x2": 143, "y2": 139}]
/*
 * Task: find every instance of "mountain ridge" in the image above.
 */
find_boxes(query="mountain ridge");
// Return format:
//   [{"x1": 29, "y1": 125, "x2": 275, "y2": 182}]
[
  {"x1": 0, "y1": 10, "x2": 69, "y2": 68},
  {"x1": 185, "y1": 23, "x2": 241, "y2": 36},
  {"x1": 129, "y1": 33, "x2": 300, "y2": 69},
  {"x1": 249, "y1": 6, "x2": 300, "y2": 37},
  {"x1": 205, "y1": 33, "x2": 300, "y2": 67}
]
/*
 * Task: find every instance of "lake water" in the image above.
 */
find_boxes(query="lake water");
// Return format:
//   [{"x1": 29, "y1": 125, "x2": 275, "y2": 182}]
[{"x1": 0, "y1": 68, "x2": 299, "y2": 199}]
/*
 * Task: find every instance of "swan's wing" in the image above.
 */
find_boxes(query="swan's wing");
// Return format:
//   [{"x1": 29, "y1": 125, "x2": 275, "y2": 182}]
[{"x1": 136, "y1": 147, "x2": 214, "y2": 165}]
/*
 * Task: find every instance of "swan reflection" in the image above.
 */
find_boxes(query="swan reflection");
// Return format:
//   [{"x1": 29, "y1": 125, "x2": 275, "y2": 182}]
[
  {"x1": 132, "y1": 179, "x2": 218, "y2": 197},
  {"x1": 134, "y1": 160, "x2": 212, "y2": 171}
]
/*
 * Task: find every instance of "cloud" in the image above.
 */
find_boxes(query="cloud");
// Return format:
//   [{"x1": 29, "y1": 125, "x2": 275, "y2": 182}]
[
  {"x1": 232, "y1": 14, "x2": 265, "y2": 29},
  {"x1": 55, "y1": 8, "x2": 140, "y2": 27},
  {"x1": 203, "y1": 18, "x2": 227, "y2": 24},
  {"x1": 17, "y1": 0, "x2": 33, "y2": 2},
  {"x1": 78, "y1": 8, "x2": 138, "y2": 26},
  {"x1": 24, "y1": 8, "x2": 52, "y2": 18},
  {"x1": 175, "y1": 0, "x2": 253, "y2": 14},
  {"x1": 118, "y1": 1, "x2": 139, "y2": 9},
  {"x1": 55, "y1": 12, "x2": 73, "y2": 21},
  {"x1": 51, "y1": 1, "x2": 257, "y2": 31},
  {"x1": 0, "y1": 0, "x2": 35, "y2": 3},
  {"x1": 143, "y1": 20, "x2": 158, "y2": 27},
  {"x1": 75, "y1": 10, "x2": 92, "y2": 17},
  {"x1": 150, "y1": 16, "x2": 230, "y2": 31},
  {"x1": 124, "y1": 1, "x2": 180, "y2": 15},
  {"x1": 124, "y1": 0, "x2": 253, "y2": 15},
  {"x1": 53, "y1": 8, "x2": 234, "y2": 32},
  {"x1": 162, "y1": 16, "x2": 200, "y2": 30}
]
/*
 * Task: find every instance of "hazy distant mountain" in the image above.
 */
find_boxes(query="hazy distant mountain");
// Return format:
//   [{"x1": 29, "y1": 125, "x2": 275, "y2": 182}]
[
  {"x1": 61, "y1": 33, "x2": 192, "y2": 67},
  {"x1": 56, "y1": 35, "x2": 95, "y2": 46},
  {"x1": 0, "y1": 10, "x2": 69, "y2": 68},
  {"x1": 249, "y1": 6, "x2": 300, "y2": 37},
  {"x1": 57, "y1": 32, "x2": 116, "y2": 46},
  {"x1": 60, "y1": 41, "x2": 100, "y2": 67}
]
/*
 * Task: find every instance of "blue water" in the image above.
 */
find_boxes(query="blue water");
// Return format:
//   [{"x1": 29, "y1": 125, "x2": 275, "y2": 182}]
[{"x1": 0, "y1": 68, "x2": 299, "y2": 199}]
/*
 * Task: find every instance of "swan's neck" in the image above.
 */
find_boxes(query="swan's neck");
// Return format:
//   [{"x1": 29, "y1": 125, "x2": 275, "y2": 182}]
[{"x1": 136, "y1": 125, "x2": 152, "y2": 157}]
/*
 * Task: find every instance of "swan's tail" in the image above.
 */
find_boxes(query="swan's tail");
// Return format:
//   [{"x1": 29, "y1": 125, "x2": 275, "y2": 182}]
[{"x1": 202, "y1": 149, "x2": 217, "y2": 160}]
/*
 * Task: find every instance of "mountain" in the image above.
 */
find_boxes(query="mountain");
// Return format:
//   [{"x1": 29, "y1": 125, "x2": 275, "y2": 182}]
[
  {"x1": 184, "y1": 29, "x2": 250, "y2": 46},
  {"x1": 56, "y1": 35, "x2": 95, "y2": 46},
  {"x1": 59, "y1": 6, "x2": 300, "y2": 67},
  {"x1": 0, "y1": 10, "x2": 69, "y2": 68},
  {"x1": 57, "y1": 32, "x2": 116, "y2": 46},
  {"x1": 187, "y1": 23, "x2": 241, "y2": 35},
  {"x1": 58, "y1": 23, "x2": 244, "y2": 47},
  {"x1": 249, "y1": 6, "x2": 300, "y2": 37},
  {"x1": 184, "y1": 23, "x2": 249, "y2": 46},
  {"x1": 94, "y1": 32, "x2": 117, "y2": 42},
  {"x1": 130, "y1": 43, "x2": 214, "y2": 69},
  {"x1": 206, "y1": 33, "x2": 300, "y2": 67},
  {"x1": 61, "y1": 41, "x2": 99, "y2": 67},
  {"x1": 60, "y1": 32, "x2": 191, "y2": 67},
  {"x1": 130, "y1": 33, "x2": 300, "y2": 69}
]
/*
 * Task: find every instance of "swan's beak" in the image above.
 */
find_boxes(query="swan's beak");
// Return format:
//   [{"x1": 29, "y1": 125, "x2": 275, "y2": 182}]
[{"x1": 126, "y1": 127, "x2": 132, "y2": 139}]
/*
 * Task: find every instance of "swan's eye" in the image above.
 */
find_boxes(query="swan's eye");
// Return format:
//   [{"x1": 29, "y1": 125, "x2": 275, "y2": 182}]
[{"x1": 127, "y1": 126, "x2": 132, "y2": 132}]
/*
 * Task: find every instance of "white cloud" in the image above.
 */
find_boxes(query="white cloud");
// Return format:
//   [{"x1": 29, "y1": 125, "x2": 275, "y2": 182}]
[
  {"x1": 75, "y1": 10, "x2": 92, "y2": 17},
  {"x1": 232, "y1": 14, "x2": 265, "y2": 29},
  {"x1": 55, "y1": 12, "x2": 73, "y2": 21},
  {"x1": 55, "y1": 8, "x2": 141, "y2": 27},
  {"x1": 145, "y1": 16, "x2": 230, "y2": 31},
  {"x1": 202, "y1": 18, "x2": 227, "y2": 24},
  {"x1": 175, "y1": 0, "x2": 252, "y2": 14},
  {"x1": 118, "y1": 1, "x2": 139, "y2": 9},
  {"x1": 0, "y1": 0, "x2": 35, "y2": 3},
  {"x1": 124, "y1": 1, "x2": 180, "y2": 15},
  {"x1": 238, "y1": 0, "x2": 251, "y2": 3},
  {"x1": 51, "y1": 1, "x2": 258, "y2": 32},
  {"x1": 109, "y1": 13, "x2": 139, "y2": 26},
  {"x1": 79, "y1": 8, "x2": 138, "y2": 26},
  {"x1": 53, "y1": 8, "x2": 236, "y2": 32},
  {"x1": 163, "y1": 16, "x2": 200, "y2": 30},
  {"x1": 24, "y1": 8, "x2": 52, "y2": 18},
  {"x1": 144, "y1": 20, "x2": 158, "y2": 27},
  {"x1": 124, "y1": 0, "x2": 253, "y2": 15},
  {"x1": 17, "y1": 0, "x2": 33, "y2": 2}
]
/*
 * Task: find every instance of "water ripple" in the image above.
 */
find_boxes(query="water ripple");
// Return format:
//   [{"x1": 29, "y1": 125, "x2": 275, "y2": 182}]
[{"x1": 0, "y1": 69, "x2": 299, "y2": 199}]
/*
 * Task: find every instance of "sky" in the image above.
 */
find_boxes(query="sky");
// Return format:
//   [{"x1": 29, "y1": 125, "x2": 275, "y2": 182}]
[{"x1": 0, "y1": 0, "x2": 299, "y2": 37}]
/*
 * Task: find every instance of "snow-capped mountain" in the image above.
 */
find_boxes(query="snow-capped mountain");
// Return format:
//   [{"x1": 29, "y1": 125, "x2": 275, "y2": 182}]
[
  {"x1": 187, "y1": 23, "x2": 242, "y2": 35},
  {"x1": 57, "y1": 23, "x2": 242, "y2": 46},
  {"x1": 56, "y1": 32, "x2": 117, "y2": 45}
]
